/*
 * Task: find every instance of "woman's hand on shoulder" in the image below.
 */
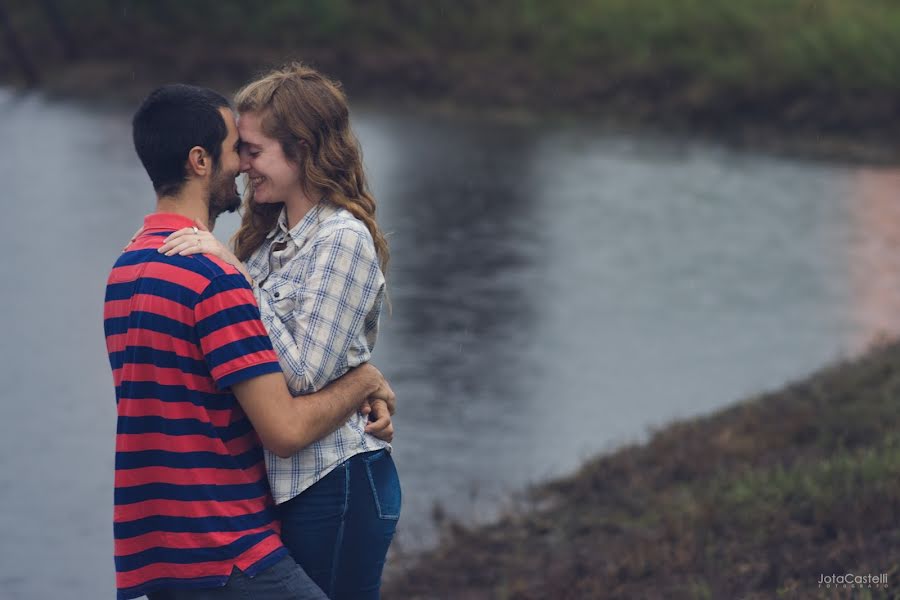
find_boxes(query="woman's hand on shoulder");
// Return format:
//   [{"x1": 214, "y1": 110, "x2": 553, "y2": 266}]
[
  {"x1": 158, "y1": 220, "x2": 254, "y2": 286},
  {"x1": 158, "y1": 221, "x2": 237, "y2": 266}
]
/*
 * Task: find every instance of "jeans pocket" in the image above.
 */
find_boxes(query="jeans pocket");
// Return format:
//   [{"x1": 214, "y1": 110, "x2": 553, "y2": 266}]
[{"x1": 364, "y1": 450, "x2": 401, "y2": 521}]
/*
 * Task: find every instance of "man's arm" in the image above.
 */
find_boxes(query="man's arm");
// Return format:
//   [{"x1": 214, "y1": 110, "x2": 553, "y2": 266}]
[
  {"x1": 193, "y1": 271, "x2": 394, "y2": 458},
  {"x1": 232, "y1": 363, "x2": 395, "y2": 458}
]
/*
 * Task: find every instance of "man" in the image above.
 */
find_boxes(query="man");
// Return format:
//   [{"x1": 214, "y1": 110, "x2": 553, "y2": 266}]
[{"x1": 103, "y1": 84, "x2": 395, "y2": 600}]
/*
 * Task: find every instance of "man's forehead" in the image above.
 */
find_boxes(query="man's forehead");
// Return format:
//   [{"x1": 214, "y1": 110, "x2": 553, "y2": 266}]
[{"x1": 219, "y1": 107, "x2": 238, "y2": 133}]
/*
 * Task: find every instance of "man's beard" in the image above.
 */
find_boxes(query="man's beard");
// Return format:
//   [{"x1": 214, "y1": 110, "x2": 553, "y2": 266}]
[{"x1": 207, "y1": 165, "x2": 242, "y2": 226}]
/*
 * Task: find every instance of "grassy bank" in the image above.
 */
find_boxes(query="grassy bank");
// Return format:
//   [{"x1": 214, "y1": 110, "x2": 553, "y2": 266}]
[
  {"x1": 383, "y1": 340, "x2": 900, "y2": 599},
  {"x1": 5, "y1": 1, "x2": 900, "y2": 160}
]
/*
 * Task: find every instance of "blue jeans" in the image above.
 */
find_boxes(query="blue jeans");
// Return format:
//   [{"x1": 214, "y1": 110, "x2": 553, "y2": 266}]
[
  {"x1": 278, "y1": 449, "x2": 402, "y2": 600},
  {"x1": 145, "y1": 554, "x2": 326, "y2": 599}
]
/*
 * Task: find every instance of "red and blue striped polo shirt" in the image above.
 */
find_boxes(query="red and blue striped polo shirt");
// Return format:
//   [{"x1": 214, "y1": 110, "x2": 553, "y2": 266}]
[{"x1": 103, "y1": 213, "x2": 288, "y2": 600}]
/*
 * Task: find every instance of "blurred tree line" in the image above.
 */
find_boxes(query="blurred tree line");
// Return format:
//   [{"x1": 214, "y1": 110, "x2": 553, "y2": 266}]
[
  {"x1": 5, "y1": 0, "x2": 900, "y2": 88},
  {"x1": 4, "y1": 0, "x2": 900, "y2": 139}
]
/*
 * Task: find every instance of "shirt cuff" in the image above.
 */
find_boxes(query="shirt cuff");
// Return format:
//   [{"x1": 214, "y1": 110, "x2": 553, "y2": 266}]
[{"x1": 217, "y1": 360, "x2": 283, "y2": 390}]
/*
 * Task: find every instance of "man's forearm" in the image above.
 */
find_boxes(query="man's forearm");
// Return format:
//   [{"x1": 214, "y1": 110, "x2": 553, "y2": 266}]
[{"x1": 285, "y1": 367, "x2": 374, "y2": 452}]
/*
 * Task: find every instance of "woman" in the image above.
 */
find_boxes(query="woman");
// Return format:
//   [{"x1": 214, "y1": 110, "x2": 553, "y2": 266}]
[{"x1": 159, "y1": 64, "x2": 400, "y2": 600}]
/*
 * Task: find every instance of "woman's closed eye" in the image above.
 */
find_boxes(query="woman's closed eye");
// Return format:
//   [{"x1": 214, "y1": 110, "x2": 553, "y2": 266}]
[{"x1": 239, "y1": 144, "x2": 261, "y2": 158}]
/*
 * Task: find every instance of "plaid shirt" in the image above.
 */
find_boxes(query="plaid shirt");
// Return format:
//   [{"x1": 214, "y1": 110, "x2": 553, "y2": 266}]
[{"x1": 246, "y1": 201, "x2": 388, "y2": 503}]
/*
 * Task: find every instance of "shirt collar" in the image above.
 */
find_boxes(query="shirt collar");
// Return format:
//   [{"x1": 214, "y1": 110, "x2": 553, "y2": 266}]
[
  {"x1": 268, "y1": 201, "x2": 338, "y2": 244},
  {"x1": 265, "y1": 208, "x2": 288, "y2": 240},
  {"x1": 141, "y1": 213, "x2": 197, "y2": 234}
]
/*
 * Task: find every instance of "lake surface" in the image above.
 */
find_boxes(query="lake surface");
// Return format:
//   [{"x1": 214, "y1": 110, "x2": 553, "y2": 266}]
[{"x1": 2, "y1": 87, "x2": 899, "y2": 598}]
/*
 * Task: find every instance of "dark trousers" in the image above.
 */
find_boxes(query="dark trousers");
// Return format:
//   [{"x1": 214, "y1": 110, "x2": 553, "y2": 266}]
[{"x1": 145, "y1": 554, "x2": 327, "y2": 599}]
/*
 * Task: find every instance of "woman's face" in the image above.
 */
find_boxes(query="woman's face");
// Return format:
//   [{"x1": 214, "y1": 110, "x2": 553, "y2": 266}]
[{"x1": 237, "y1": 111, "x2": 303, "y2": 205}]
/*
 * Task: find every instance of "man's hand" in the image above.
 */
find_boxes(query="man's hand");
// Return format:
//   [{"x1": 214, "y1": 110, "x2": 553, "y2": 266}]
[
  {"x1": 365, "y1": 399, "x2": 394, "y2": 442},
  {"x1": 357, "y1": 363, "x2": 395, "y2": 415}
]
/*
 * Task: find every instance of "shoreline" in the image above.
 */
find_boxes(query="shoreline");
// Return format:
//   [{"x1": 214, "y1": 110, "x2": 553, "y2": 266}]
[
  {"x1": 5, "y1": 53, "x2": 900, "y2": 167},
  {"x1": 383, "y1": 339, "x2": 900, "y2": 599}
]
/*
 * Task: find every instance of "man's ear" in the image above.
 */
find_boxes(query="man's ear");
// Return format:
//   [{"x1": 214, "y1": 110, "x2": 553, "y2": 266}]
[{"x1": 186, "y1": 146, "x2": 211, "y2": 177}]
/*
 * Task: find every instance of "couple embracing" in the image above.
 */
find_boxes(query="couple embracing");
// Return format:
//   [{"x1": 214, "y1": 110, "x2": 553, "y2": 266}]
[{"x1": 104, "y1": 64, "x2": 400, "y2": 599}]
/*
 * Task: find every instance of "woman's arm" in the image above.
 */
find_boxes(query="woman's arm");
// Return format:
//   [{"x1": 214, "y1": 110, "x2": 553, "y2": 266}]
[
  {"x1": 160, "y1": 222, "x2": 385, "y2": 395},
  {"x1": 159, "y1": 226, "x2": 255, "y2": 286},
  {"x1": 259, "y1": 225, "x2": 385, "y2": 394}
]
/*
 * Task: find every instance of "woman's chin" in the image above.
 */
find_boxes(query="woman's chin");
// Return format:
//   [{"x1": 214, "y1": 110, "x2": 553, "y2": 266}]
[{"x1": 255, "y1": 192, "x2": 289, "y2": 206}]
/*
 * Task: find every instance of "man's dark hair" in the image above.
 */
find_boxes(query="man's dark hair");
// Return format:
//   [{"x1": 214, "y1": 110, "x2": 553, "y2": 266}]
[{"x1": 132, "y1": 84, "x2": 231, "y2": 197}]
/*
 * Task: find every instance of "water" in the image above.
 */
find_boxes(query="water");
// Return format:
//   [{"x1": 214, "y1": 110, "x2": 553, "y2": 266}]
[{"x1": 1, "y1": 87, "x2": 898, "y2": 598}]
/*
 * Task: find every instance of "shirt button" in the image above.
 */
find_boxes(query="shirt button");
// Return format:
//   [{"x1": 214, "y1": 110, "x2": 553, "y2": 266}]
[{"x1": 274, "y1": 292, "x2": 280, "y2": 298}]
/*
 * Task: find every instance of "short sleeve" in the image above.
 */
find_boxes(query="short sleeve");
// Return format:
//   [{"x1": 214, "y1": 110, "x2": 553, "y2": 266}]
[{"x1": 194, "y1": 273, "x2": 282, "y2": 389}]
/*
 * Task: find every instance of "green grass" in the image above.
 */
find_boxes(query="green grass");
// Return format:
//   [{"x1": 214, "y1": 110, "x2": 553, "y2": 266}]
[
  {"x1": 6, "y1": 1, "x2": 900, "y2": 155},
  {"x1": 10, "y1": 0, "x2": 900, "y2": 93},
  {"x1": 382, "y1": 340, "x2": 900, "y2": 598}
]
